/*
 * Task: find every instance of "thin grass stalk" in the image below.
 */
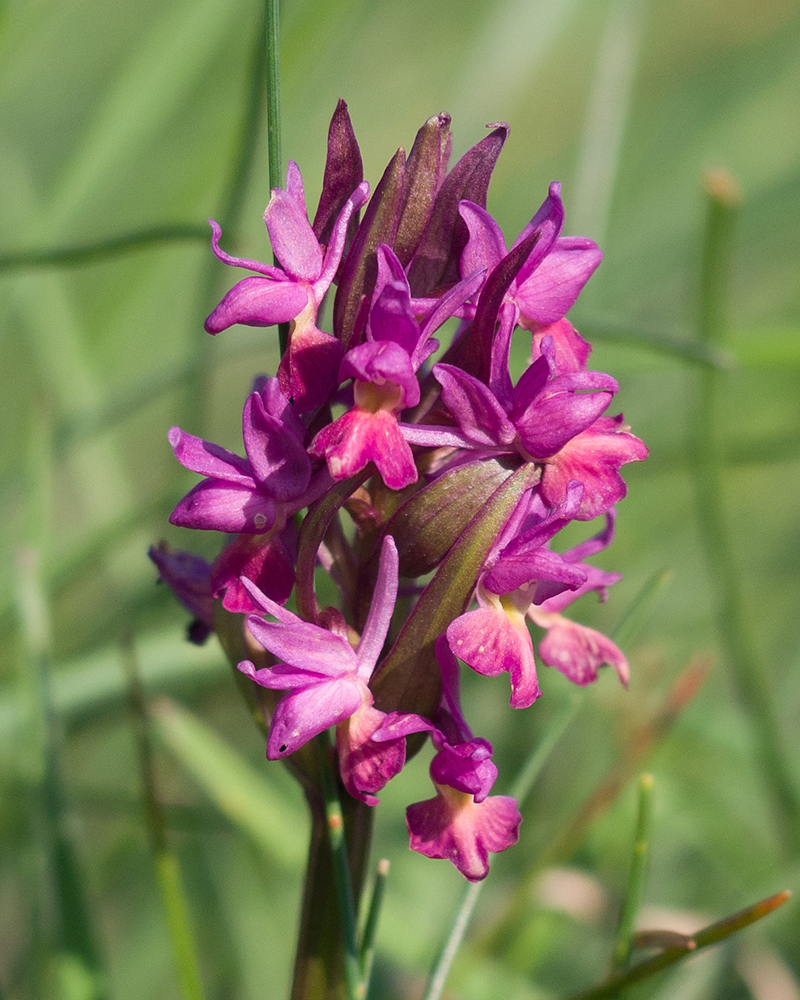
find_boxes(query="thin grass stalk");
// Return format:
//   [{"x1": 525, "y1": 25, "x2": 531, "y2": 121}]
[
  {"x1": 610, "y1": 773, "x2": 654, "y2": 973},
  {"x1": 122, "y1": 641, "x2": 207, "y2": 1000},
  {"x1": 15, "y1": 409, "x2": 108, "y2": 998},
  {"x1": 689, "y1": 170, "x2": 800, "y2": 851},
  {"x1": 0, "y1": 225, "x2": 209, "y2": 271},
  {"x1": 264, "y1": 0, "x2": 290, "y2": 358},
  {"x1": 358, "y1": 859, "x2": 389, "y2": 992},
  {"x1": 477, "y1": 654, "x2": 709, "y2": 956},
  {"x1": 568, "y1": 890, "x2": 791, "y2": 1000}
]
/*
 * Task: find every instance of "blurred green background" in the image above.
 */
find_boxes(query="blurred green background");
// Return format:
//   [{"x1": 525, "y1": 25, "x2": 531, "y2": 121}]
[{"x1": 2, "y1": 0, "x2": 799, "y2": 997}]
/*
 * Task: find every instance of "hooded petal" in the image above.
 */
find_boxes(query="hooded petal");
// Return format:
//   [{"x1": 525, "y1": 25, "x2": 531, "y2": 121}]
[
  {"x1": 204, "y1": 275, "x2": 309, "y2": 333},
  {"x1": 266, "y1": 676, "x2": 365, "y2": 758},
  {"x1": 515, "y1": 237, "x2": 602, "y2": 326},
  {"x1": 513, "y1": 369, "x2": 618, "y2": 458},
  {"x1": 169, "y1": 481, "x2": 276, "y2": 534},
  {"x1": 168, "y1": 426, "x2": 254, "y2": 485},
  {"x1": 242, "y1": 392, "x2": 312, "y2": 500},
  {"x1": 265, "y1": 174, "x2": 324, "y2": 283}
]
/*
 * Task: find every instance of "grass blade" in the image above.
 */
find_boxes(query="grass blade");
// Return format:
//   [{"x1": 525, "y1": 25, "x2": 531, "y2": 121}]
[
  {"x1": 150, "y1": 698, "x2": 305, "y2": 868},
  {"x1": 568, "y1": 891, "x2": 792, "y2": 1000}
]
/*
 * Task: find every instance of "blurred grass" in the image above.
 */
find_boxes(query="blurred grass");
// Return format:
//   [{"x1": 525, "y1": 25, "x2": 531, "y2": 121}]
[{"x1": 1, "y1": 0, "x2": 799, "y2": 998}]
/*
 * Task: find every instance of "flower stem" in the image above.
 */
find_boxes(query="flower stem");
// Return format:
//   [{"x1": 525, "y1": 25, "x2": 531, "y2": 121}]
[
  {"x1": 304, "y1": 733, "x2": 366, "y2": 1000},
  {"x1": 265, "y1": 0, "x2": 282, "y2": 193},
  {"x1": 689, "y1": 170, "x2": 800, "y2": 852}
]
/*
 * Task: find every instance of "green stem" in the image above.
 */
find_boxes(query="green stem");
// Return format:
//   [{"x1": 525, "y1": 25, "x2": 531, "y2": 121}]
[
  {"x1": 689, "y1": 170, "x2": 800, "y2": 851},
  {"x1": 184, "y1": 13, "x2": 268, "y2": 435},
  {"x1": 265, "y1": 0, "x2": 282, "y2": 193},
  {"x1": 0, "y1": 225, "x2": 209, "y2": 271},
  {"x1": 358, "y1": 859, "x2": 389, "y2": 991},
  {"x1": 568, "y1": 890, "x2": 791, "y2": 1000},
  {"x1": 291, "y1": 783, "x2": 374, "y2": 1000},
  {"x1": 611, "y1": 774, "x2": 654, "y2": 973},
  {"x1": 315, "y1": 734, "x2": 363, "y2": 1000}
]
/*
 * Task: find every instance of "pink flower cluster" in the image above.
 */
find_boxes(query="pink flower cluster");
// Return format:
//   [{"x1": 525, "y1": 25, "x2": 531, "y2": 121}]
[{"x1": 153, "y1": 103, "x2": 647, "y2": 882}]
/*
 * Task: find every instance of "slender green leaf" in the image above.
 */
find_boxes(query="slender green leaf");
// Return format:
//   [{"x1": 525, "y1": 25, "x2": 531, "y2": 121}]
[
  {"x1": 151, "y1": 698, "x2": 305, "y2": 868},
  {"x1": 568, "y1": 891, "x2": 792, "y2": 1000},
  {"x1": 611, "y1": 773, "x2": 655, "y2": 972}
]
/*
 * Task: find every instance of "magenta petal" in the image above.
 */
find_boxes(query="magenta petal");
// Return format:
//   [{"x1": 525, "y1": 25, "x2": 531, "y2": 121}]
[
  {"x1": 266, "y1": 677, "x2": 364, "y2": 758},
  {"x1": 540, "y1": 415, "x2": 649, "y2": 520},
  {"x1": 278, "y1": 321, "x2": 345, "y2": 413},
  {"x1": 513, "y1": 370, "x2": 618, "y2": 458},
  {"x1": 513, "y1": 181, "x2": 565, "y2": 286},
  {"x1": 430, "y1": 745, "x2": 497, "y2": 802},
  {"x1": 530, "y1": 319, "x2": 592, "y2": 374},
  {"x1": 169, "y1": 481, "x2": 276, "y2": 534},
  {"x1": 211, "y1": 534, "x2": 295, "y2": 612},
  {"x1": 265, "y1": 189, "x2": 323, "y2": 283},
  {"x1": 459, "y1": 201, "x2": 506, "y2": 278},
  {"x1": 204, "y1": 275, "x2": 309, "y2": 332},
  {"x1": 515, "y1": 237, "x2": 602, "y2": 326},
  {"x1": 537, "y1": 616, "x2": 629, "y2": 686},
  {"x1": 313, "y1": 181, "x2": 370, "y2": 298},
  {"x1": 284, "y1": 160, "x2": 307, "y2": 216},
  {"x1": 337, "y1": 703, "x2": 406, "y2": 805},
  {"x1": 447, "y1": 607, "x2": 541, "y2": 708},
  {"x1": 208, "y1": 220, "x2": 285, "y2": 278},
  {"x1": 433, "y1": 364, "x2": 516, "y2": 448},
  {"x1": 245, "y1": 619, "x2": 357, "y2": 678},
  {"x1": 310, "y1": 408, "x2": 418, "y2": 491},
  {"x1": 407, "y1": 787, "x2": 521, "y2": 881},
  {"x1": 168, "y1": 426, "x2": 254, "y2": 484},
  {"x1": 341, "y1": 340, "x2": 420, "y2": 408},
  {"x1": 242, "y1": 393, "x2": 311, "y2": 500},
  {"x1": 148, "y1": 543, "x2": 214, "y2": 636},
  {"x1": 355, "y1": 536, "x2": 399, "y2": 680},
  {"x1": 259, "y1": 377, "x2": 307, "y2": 440},
  {"x1": 368, "y1": 264, "x2": 419, "y2": 354},
  {"x1": 484, "y1": 546, "x2": 588, "y2": 597}
]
